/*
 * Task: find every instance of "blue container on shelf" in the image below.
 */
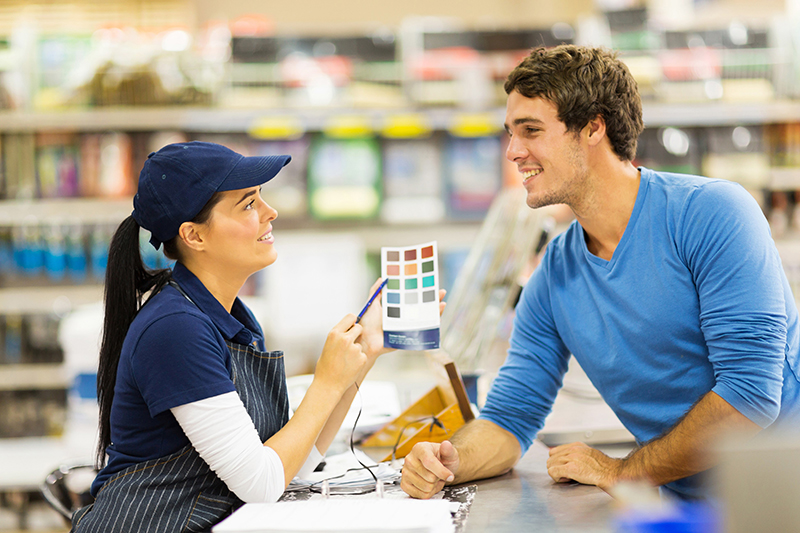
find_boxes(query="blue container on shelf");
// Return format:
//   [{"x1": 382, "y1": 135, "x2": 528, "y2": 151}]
[
  {"x1": 16, "y1": 223, "x2": 45, "y2": 276},
  {"x1": 0, "y1": 229, "x2": 13, "y2": 275},
  {"x1": 90, "y1": 225, "x2": 111, "y2": 280},
  {"x1": 43, "y1": 224, "x2": 67, "y2": 281}
]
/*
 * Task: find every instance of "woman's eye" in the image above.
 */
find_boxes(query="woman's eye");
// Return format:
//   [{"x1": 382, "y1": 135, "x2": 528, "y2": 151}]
[{"x1": 245, "y1": 200, "x2": 255, "y2": 210}]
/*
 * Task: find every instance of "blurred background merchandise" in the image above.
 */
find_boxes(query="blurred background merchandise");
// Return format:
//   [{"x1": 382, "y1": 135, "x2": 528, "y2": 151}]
[
  {"x1": 1, "y1": 0, "x2": 800, "y2": 529},
  {"x1": 0, "y1": 0, "x2": 799, "y2": 434},
  {"x1": 1, "y1": 0, "x2": 800, "y2": 438},
  {"x1": 0, "y1": 0, "x2": 795, "y2": 112}
]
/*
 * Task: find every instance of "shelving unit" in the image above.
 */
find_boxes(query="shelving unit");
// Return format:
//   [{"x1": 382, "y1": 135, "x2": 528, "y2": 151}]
[
  {"x1": 769, "y1": 167, "x2": 800, "y2": 189},
  {"x1": 0, "y1": 9, "x2": 799, "y2": 495},
  {"x1": 3, "y1": 100, "x2": 800, "y2": 134},
  {"x1": 0, "y1": 197, "x2": 131, "y2": 226},
  {"x1": 641, "y1": 101, "x2": 800, "y2": 127},
  {"x1": 0, "y1": 107, "x2": 498, "y2": 134},
  {"x1": 0, "y1": 197, "x2": 481, "y2": 250},
  {"x1": 0, "y1": 364, "x2": 68, "y2": 391},
  {"x1": 0, "y1": 285, "x2": 103, "y2": 316},
  {"x1": 1, "y1": 3, "x2": 799, "y2": 530},
  {"x1": 3, "y1": 101, "x2": 800, "y2": 316}
]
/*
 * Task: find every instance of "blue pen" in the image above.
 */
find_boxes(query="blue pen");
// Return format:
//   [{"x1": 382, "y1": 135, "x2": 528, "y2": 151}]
[{"x1": 356, "y1": 278, "x2": 388, "y2": 323}]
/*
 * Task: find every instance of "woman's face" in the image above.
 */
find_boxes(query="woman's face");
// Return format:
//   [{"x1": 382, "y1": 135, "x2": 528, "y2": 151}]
[{"x1": 197, "y1": 185, "x2": 279, "y2": 278}]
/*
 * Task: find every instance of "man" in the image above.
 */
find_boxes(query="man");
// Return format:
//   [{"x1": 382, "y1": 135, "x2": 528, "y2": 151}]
[{"x1": 401, "y1": 45, "x2": 800, "y2": 501}]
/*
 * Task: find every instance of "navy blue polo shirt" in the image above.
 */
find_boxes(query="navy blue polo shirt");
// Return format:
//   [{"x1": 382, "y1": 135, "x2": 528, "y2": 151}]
[{"x1": 91, "y1": 262, "x2": 266, "y2": 496}]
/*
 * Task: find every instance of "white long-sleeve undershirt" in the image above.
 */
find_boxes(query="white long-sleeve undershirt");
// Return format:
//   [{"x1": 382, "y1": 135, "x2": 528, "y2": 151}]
[{"x1": 171, "y1": 391, "x2": 323, "y2": 503}]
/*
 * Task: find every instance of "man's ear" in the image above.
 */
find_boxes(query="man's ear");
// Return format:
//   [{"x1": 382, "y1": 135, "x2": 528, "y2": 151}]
[
  {"x1": 585, "y1": 115, "x2": 607, "y2": 147},
  {"x1": 178, "y1": 222, "x2": 205, "y2": 252}
]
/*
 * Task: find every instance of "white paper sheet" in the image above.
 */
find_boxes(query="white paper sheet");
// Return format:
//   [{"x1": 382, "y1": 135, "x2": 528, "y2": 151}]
[{"x1": 213, "y1": 498, "x2": 455, "y2": 533}]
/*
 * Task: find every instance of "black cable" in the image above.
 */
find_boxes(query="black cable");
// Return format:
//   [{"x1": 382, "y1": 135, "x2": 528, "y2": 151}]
[
  {"x1": 390, "y1": 415, "x2": 448, "y2": 464},
  {"x1": 351, "y1": 382, "x2": 378, "y2": 484},
  {"x1": 304, "y1": 381, "x2": 379, "y2": 494},
  {"x1": 303, "y1": 388, "x2": 450, "y2": 494}
]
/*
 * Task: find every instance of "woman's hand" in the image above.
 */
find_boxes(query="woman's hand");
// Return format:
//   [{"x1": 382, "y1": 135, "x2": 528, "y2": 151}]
[
  {"x1": 313, "y1": 314, "x2": 367, "y2": 395},
  {"x1": 357, "y1": 278, "x2": 447, "y2": 363},
  {"x1": 355, "y1": 278, "x2": 390, "y2": 363}
]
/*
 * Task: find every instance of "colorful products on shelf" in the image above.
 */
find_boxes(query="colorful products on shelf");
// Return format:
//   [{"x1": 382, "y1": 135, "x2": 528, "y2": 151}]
[
  {"x1": 444, "y1": 136, "x2": 502, "y2": 219},
  {"x1": 307, "y1": 136, "x2": 382, "y2": 220}
]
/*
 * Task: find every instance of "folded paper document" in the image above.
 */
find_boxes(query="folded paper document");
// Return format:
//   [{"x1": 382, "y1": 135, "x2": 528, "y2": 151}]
[
  {"x1": 213, "y1": 498, "x2": 455, "y2": 533},
  {"x1": 286, "y1": 450, "x2": 400, "y2": 495}
]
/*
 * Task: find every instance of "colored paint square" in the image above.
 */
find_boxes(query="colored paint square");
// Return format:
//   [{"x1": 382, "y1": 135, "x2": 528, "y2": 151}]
[
  {"x1": 422, "y1": 290, "x2": 436, "y2": 303},
  {"x1": 405, "y1": 249, "x2": 417, "y2": 261},
  {"x1": 387, "y1": 307, "x2": 401, "y2": 318},
  {"x1": 387, "y1": 279, "x2": 400, "y2": 290},
  {"x1": 387, "y1": 292, "x2": 400, "y2": 304},
  {"x1": 404, "y1": 263, "x2": 417, "y2": 275},
  {"x1": 405, "y1": 278, "x2": 417, "y2": 290},
  {"x1": 387, "y1": 251, "x2": 400, "y2": 262},
  {"x1": 421, "y1": 245, "x2": 434, "y2": 259},
  {"x1": 405, "y1": 292, "x2": 418, "y2": 304},
  {"x1": 386, "y1": 265, "x2": 399, "y2": 276},
  {"x1": 422, "y1": 275, "x2": 435, "y2": 288},
  {"x1": 422, "y1": 261, "x2": 434, "y2": 273}
]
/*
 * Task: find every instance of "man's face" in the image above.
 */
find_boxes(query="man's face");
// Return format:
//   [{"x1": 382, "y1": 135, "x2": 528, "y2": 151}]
[{"x1": 504, "y1": 90, "x2": 590, "y2": 210}]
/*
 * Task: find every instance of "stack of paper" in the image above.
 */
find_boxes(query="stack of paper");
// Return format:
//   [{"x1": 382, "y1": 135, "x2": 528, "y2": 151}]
[{"x1": 213, "y1": 499, "x2": 455, "y2": 533}]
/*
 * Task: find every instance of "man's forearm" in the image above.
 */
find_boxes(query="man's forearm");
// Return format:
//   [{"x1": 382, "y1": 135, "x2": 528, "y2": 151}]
[
  {"x1": 450, "y1": 419, "x2": 522, "y2": 484},
  {"x1": 618, "y1": 391, "x2": 761, "y2": 486}
]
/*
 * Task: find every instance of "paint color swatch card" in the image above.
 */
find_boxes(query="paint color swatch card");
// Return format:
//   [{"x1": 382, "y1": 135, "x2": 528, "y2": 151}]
[{"x1": 382, "y1": 241, "x2": 441, "y2": 350}]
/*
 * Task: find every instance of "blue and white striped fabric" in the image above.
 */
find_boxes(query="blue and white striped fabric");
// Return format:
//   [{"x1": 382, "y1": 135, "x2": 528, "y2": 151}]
[{"x1": 72, "y1": 340, "x2": 289, "y2": 533}]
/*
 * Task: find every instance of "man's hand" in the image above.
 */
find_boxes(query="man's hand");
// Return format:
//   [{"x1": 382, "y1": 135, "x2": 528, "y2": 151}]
[
  {"x1": 544, "y1": 392, "x2": 762, "y2": 494},
  {"x1": 546, "y1": 442, "x2": 622, "y2": 492},
  {"x1": 401, "y1": 441, "x2": 460, "y2": 499}
]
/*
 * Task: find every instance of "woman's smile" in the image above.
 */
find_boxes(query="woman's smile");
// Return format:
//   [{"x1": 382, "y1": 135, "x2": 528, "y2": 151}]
[{"x1": 257, "y1": 227, "x2": 274, "y2": 244}]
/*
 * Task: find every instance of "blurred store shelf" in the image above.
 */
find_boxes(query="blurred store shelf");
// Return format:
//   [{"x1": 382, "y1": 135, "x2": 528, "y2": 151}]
[
  {"x1": 0, "y1": 364, "x2": 67, "y2": 391},
  {"x1": 3, "y1": 101, "x2": 800, "y2": 134},
  {"x1": 0, "y1": 285, "x2": 103, "y2": 315},
  {"x1": 0, "y1": 198, "x2": 132, "y2": 226}
]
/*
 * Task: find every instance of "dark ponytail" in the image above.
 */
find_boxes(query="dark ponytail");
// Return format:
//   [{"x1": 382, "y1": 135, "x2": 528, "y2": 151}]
[{"x1": 95, "y1": 216, "x2": 172, "y2": 468}]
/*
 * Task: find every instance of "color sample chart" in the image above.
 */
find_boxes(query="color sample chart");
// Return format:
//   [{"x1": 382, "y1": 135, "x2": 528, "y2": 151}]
[{"x1": 381, "y1": 241, "x2": 440, "y2": 350}]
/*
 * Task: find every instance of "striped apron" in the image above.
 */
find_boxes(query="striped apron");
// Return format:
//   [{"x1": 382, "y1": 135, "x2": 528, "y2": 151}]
[{"x1": 71, "y1": 338, "x2": 290, "y2": 533}]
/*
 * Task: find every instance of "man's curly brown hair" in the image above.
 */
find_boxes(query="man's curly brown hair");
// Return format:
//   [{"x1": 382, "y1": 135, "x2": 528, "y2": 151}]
[{"x1": 504, "y1": 45, "x2": 644, "y2": 161}]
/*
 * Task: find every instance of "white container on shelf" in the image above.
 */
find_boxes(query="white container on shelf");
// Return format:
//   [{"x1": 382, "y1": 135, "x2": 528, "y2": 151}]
[{"x1": 57, "y1": 301, "x2": 102, "y2": 458}]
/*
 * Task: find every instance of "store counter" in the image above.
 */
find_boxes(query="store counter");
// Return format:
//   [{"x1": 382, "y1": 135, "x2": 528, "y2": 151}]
[
  {"x1": 459, "y1": 439, "x2": 614, "y2": 533},
  {"x1": 216, "y1": 439, "x2": 617, "y2": 533}
]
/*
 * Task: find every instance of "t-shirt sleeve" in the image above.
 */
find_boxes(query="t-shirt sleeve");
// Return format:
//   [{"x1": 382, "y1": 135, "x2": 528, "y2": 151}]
[
  {"x1": 679, "y1": 181, "x2": 787, "y2": 427},
  {"x1": 479, "y1": 254, "x2": 572, "y2": 453},
  {"x1": 129, "y1": 312, "x2": 237, "y2": 418}
]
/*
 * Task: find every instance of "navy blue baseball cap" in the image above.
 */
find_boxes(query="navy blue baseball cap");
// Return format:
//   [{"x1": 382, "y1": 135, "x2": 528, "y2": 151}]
[{"x1": 132, "y1": 141, "x2": 291, "y2": 250}]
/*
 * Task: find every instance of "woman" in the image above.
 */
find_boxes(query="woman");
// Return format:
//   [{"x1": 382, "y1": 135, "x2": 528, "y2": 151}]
[{"x1": 72, "y1": 142, "x2": 400, "y2": 532}]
